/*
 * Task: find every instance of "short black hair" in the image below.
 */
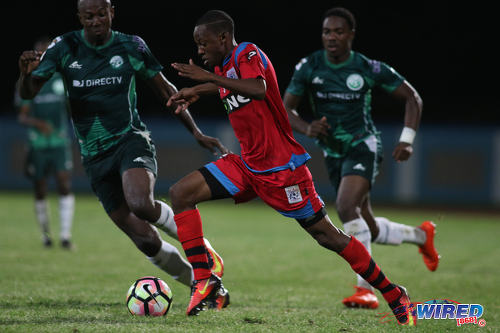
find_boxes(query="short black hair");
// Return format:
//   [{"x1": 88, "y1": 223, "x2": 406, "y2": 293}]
[
  {"x1": 196, "y1": 10, "x2": 234, "y2": 35},
  {"x1": 77, "y1": 0, "x2": 111, "y2": 11},
  {"x1": 323, "y1": 7, "x2": 356, "y2": 31}
]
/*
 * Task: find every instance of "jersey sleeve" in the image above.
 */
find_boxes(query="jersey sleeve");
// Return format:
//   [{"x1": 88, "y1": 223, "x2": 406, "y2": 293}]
[
  {"x1": 285, "y1": 57, "x2": 311, "y2": 97},
  {"x1": 234, "y1": 43, "x2": 266, "y2": 80},
  {"x1": 127, "y1": 35, "x2": 163, "y2": 80},
  {"x1": 31, "y1": 36, "x2": 63, "y2": 79},
  {"x1": 369, "y1": 60, "x2": 405, "y2": 93}
]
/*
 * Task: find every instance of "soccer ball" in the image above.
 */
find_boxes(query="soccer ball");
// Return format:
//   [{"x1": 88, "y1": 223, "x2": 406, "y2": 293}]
[{"x1": 126, "y1": 276, "x2": 173, "y2": 316}]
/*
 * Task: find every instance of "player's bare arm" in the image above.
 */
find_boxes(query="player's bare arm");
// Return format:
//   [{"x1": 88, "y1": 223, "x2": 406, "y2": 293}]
[
  {"x1": 171, "y1": 59, "x2": 267, "y2": 100},
  {"x1": 17, "y1": 50, "x2": 47, "y2": 99},
  {"x1": 391, "y1": 80, "x2": 423, "y2": 162},
  {"x1": 283, "y1": 92, "x2": 330, "y2": 138},
  {"x1": 148, "y1": 72, "x2": 228, "y2": 156}
]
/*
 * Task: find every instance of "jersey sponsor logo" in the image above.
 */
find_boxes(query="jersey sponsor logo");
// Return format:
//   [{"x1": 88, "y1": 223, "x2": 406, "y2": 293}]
[
  {"x1": 285, "y1": 185, "x2": 303, "y2": 204},
  {"x1": 72, "y1": 76, "x2": 123, "y2": 87},
  {"x1": 295, "y1": 58, "x2": 307, "y2": 71},
  {"x1": 69, "y1": 61, "x2": 83, "y2": 69},
  {"x1": 316, "y1": 91, "x2": 361, "y2": 100},
  {"x1": 109, "y1": 55, "x2": 124, "y2": 69},
  {"x1": 312, "y1": 76, "x2": 324, "y2": 84},
  {"x1": 222, "y1": 93, "x2": 251, "y2": 114},
  {"x1": 346, "y1": 73, "x2": 364, "y2": 91},
  {"x1": 226, "y1": 67, "x2": 238, "y2": 79}
]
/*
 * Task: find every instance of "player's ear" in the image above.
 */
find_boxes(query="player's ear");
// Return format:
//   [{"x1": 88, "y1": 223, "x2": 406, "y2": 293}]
[{"x1": 219, "y1": 31, "x2": 227, "y2": 44}]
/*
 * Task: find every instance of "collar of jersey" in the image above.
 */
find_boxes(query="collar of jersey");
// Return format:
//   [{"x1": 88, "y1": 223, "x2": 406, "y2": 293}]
[
  {"x1": 222, "y1": 49, "x2": 234, "y2": 67},
  {"x1": 323, "y1": 50, "x2": 354, "y2": 69},
  {"x1": 80, "y1": 29, "x2": 115, "y2": 50}
]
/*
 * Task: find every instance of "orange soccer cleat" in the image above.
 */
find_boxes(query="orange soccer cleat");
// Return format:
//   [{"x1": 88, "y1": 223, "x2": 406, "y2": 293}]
[
  {"x1": 418, "y1": 221, "x2": 440, "y2": 271},
  {"x1": 204, "y1": 237, "x2": 224, "y2": 278},
  {"x1": 342, "y1": 286, "x2": 380, "y2": 309},
  {"x1": 186, "y1": 274, "x2": 222, "y2": 316}
]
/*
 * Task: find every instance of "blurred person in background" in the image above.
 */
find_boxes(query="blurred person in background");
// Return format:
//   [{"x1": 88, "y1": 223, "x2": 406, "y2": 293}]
[
  {"x1": 17, "y1": 0, "x2": 228, "y2": 300},
  {"x1": 283, "y1": 7, "x2": 438, "y2": 309},
  {"x1": 15, "y1": 36, "x2": 75, "y2": 250}
]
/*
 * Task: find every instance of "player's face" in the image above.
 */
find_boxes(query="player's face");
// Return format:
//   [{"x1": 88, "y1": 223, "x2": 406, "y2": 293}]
[
  {"x1": 322, "y1": 16, "x2": 354, "y2": 61},
  {"x1": 78, "y1": 0, "x2": 114, "y2": 45},
  {"x1": 193, "y1": 25, "x2": 226, "y2": 68}
]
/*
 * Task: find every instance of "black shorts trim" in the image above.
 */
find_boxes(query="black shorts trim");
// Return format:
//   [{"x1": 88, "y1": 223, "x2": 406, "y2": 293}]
[
  {"x1": 296, "y1": 207, "x2": 327, "y2": 229},
  {"x1": 198, "y1": 167, "x2": 232, "y2": 200}
]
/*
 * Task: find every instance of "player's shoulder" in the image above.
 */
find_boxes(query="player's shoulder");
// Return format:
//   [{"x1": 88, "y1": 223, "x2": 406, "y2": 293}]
[
  {"x1": 293, "y1": 49, "x2": 322, "y2": 72},
  {"x1": 353, "y1": 51, "x2": 393, "y2": 74},
  {"x1": 233, "y1": 42, "x2": 268, "y2": 68},
  {"x1": 46, "y1": 31, "x2": 79, "y2": 52},
  {"x1": 114, "y1": 31, "x2": 151, "y2": 54}
]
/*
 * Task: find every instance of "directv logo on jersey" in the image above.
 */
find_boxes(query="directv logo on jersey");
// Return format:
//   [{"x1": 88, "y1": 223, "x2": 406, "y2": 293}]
[
  {"x1": 72, "y1": 76, "x2": 123, "y2": 87},
  {"x1": 222, "y1": 93, "x2": 251, "y2": 114}
]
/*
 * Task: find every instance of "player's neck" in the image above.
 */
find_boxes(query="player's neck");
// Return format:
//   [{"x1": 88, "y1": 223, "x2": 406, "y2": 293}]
[{"x1": 326, "y1": 50, "x2": 352, "y2": 65}]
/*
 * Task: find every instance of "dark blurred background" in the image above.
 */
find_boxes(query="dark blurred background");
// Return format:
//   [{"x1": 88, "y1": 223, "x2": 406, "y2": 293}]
[
  {"x1": 3, "y1": 1, "x2": 498, "y2": 208},
  {"x1": 3, "y1": 1, "x2": 476, "y2": 124}
]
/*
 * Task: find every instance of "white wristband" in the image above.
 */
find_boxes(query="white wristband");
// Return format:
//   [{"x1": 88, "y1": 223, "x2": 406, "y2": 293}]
[{"x1": 399, "y1": 127, "x2": 416, "y2": 145}]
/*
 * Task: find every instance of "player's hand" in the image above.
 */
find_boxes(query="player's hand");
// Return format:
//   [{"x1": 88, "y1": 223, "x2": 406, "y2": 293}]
[
  {"x1": 193, "y1": 132, "x2": 230, "y2": 156},
  {"x1": 306, "y1": 116, "x2": 330, "y2": 138},
  {"x1": 18, "y1": 50, "x2": 43, "y2": 76},
  {"x1": 392, "y1": 142, "x2": 413, "y2": 162},
  {"x1": 171, "y1": 59, "x2": 214, "y2": 82},
  {"x1": 167, "y1": 87, "x2": 200, "y2": 114}
]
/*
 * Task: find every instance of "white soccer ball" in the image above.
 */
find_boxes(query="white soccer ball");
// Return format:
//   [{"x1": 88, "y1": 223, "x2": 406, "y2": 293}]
[{"x1": 126, "y1": 276, "x2": 173, "y2": 316}]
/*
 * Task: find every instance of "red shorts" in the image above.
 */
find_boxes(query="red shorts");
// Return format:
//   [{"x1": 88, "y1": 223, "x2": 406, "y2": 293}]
[{"x1": 203, "y1": 154, "x2": 324, "y2": 219}]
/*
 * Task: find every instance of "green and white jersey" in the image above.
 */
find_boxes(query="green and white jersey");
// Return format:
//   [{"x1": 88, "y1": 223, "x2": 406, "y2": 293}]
[
  {"x1": 32, "y1": 30, "x2": 162, "y2": 161},
  {"x1": 18, "y1": 72, "x2": 70, "y2": 149},
  {"x1": 286, "y1": 50, "x2": 404, "y2": 157}
]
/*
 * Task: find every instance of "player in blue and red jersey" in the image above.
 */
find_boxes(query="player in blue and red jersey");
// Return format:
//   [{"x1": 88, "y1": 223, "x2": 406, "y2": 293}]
[{"x1": 167, "y1": 10, "x2": 416, "y2": 325}]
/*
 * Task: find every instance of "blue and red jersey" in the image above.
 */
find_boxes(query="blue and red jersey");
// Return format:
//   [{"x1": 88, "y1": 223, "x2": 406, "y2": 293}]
[{"x1": 214, "y1": 42, "x2": 310, "y2": 173}]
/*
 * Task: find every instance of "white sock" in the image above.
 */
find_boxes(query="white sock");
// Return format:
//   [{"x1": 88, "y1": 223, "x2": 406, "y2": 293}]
[
  {"x1": 147, "y1": 240, "x2": 193, "y2": 287},
  {"x1": 151, "y1": 201, "x2": 178, "y2": 240},
  {"x1": 35, "y1": 199, "x2": 50, "y2": 241},
  {"x1": 374, "y1": 216, "x2": 426, "y2": 245},
  {"x1": 343, "y1": 218, "x2": 374, "y2": 292},
  {"x1": 59, "y1": 194, "x2": 75, "y2": 241}
]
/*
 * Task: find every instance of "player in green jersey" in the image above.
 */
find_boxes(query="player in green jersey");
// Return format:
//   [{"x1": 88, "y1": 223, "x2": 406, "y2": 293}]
[
  {"x1": 284, "y1": 7, "x2": 439, "y2": 309},
  {"x1": 16, "y1": 36, "x2": 75, "y2": 250},
  {"x1": 17, "y1": 0, "x2": 229, "y2": 295}
]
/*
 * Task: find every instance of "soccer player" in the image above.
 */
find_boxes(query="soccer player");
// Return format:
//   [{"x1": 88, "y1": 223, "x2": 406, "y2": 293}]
[
  {"x1": 16, "y1": 36, "x2": 75, "y2": 250},
  {"x1": 167, "y1": 9, "x2": 416, "y2": 324},
  {"x1": 17, "y1": 0, "x2": 228, "y2": 296},
  {"x1": 283, "y1": 7, "x2": 439, "y2": 309}
]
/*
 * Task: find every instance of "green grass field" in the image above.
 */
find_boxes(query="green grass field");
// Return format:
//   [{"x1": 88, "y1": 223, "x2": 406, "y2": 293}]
[{"x1": 0, "y1": 191, "x2": 499, "y2": 332}]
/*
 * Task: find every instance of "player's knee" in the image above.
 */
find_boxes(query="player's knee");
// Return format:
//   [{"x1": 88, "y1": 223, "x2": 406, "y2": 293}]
[
  {"x1": 336, "y1": 197, "x2": 360, "y2": 222},
  {"x1": 169, "y1": 183, "x2": 194, "y2": 213},
  {"x1": 128, "y1": 197, "x2": 156, "y2": 222}
]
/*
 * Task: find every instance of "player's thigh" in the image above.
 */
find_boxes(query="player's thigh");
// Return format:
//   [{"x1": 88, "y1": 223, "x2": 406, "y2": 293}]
[
  {"x1": 253, "y1": 165, "x2": 324, "y2": 221},
  {"x1": 84, "y1": 154, "x2": 124, "y2": 215},
  {"x1": 195, "y1": 154, "x2": 256, "y2": 203}
]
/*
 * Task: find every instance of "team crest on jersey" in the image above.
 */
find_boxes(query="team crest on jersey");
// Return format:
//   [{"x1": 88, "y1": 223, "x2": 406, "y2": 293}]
[
  {"x1": 109, "y1": 55, "x2": 124, "y2": 69},
  {"x1": 226, "y1": 67, "x2": 239, "y2": 79},
  {"x1": 346, "y1": 73, "x2": 364, "y2": 91}
]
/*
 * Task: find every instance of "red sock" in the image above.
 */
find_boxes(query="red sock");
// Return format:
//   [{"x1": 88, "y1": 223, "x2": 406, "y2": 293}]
[
  {"x1": 340, "y1": 236, "x2": 402, "y2": 304},
  {"x1": 174, "y1": 209, "x2": 211, "y2": 281}
]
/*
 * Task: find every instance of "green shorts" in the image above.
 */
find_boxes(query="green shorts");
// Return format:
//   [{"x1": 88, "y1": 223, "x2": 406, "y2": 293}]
[
  {"x1": 25, "y1": 145, "x2": 73, "y2": 181},
  {"x1": 83, "y1": 131, "x2": 157, "y2": 214},
  {"x1": 324, "y1": 134, "x2": 383, "y2": 195}
]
